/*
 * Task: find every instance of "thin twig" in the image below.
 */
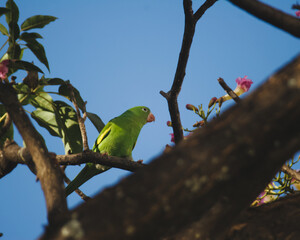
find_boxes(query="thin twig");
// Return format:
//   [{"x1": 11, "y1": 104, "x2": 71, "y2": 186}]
[
  {"x1": 229, "y1": 0, "x2": 300, "y2": 38},
  {"x1": 70, "y1": 85, "x2": 89, "y2": 151},
  {"x1": 218, "y1": 78, "x2": 241, "y2": 103},
  {"x1": 160, "y1": 0, "x2": 216, "y2": 144},
  {"x1": 57, "y1": 151, "x2": 145, "y2": 172}
]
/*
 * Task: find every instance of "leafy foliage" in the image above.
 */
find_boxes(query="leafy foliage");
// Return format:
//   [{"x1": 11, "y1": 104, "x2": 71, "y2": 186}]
[{"x1": 0, "y1": 0, "x2": 105, "y2": 156}]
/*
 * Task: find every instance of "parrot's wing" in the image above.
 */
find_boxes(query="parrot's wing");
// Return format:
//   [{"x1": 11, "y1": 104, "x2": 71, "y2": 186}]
[{"x1": 92, "y1": 122, "x2": 112, "y2": 151}]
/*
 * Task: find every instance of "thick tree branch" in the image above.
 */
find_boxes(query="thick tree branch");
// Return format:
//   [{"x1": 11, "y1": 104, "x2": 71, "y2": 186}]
[
  {"x1": 160, "y1": 0, "x2": 216, "y2": 144},
  {"x1": 40, "y1": 55, "x2": 300, "y2": 240},
  {"x1": 229, "y1": 0, "x2": 300, "y2": 38},
  {"x1": 0, "y1": 83, "x2": 68, "y2": 225}
]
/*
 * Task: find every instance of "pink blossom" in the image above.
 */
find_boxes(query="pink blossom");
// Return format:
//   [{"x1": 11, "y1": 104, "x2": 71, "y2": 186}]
[
  {"x1": 235, "y1": 76, "x2": 253, "y2": 93},
  {"x1": 221, "y1": 76, "x2": 253, "y2": 102},
  {"x1": 296, "y1": 10, "x2": 300, "y2": 17},
  {"x1": 0, "y1": 60, "x2": 9, "y2": 80}
]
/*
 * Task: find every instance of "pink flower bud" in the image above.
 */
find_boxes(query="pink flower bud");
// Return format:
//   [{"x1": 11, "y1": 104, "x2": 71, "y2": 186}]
[
  {"x1": 296, "y1": 10, "x2": 300, "y2": 17},
  {"x1": 208, "y1": 97, "x2": 217, "y2": 108},
  {"x1": 166, "y1": 121, "x2": 172, "y2": 127},
  {"x1": 186, "y1": 104, "x2": 198, "y2": 111},
  {"x1": 170, "y1": 133, "x2": 175, "y2": 143}
]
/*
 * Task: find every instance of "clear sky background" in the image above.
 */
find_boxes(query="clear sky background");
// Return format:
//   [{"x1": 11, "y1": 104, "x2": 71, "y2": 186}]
[{"x1": 0, "y1": 0, "x2": 299, "y2": 239}]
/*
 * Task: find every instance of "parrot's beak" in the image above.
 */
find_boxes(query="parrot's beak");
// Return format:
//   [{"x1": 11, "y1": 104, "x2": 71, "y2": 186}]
[{"x1": 147, "y1": 112, "x2": 155, "y2": 122}]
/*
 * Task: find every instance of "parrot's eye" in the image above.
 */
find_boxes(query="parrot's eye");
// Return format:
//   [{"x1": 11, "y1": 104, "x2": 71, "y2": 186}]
[{"x1": 142, "y1": 107, "x2": 148, "y2": 112}]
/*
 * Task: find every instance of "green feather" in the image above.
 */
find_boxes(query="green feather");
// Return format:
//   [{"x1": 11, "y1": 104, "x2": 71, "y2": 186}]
[{"x1": 65, "y1": 106, "x2": 154, "y2": 196}]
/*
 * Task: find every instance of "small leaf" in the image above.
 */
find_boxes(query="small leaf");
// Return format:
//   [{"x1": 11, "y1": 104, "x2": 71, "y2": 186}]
[
  {"x1": 86, "y1": 112, "x2": 105, "y2": 133},
  {"x1": 21, "y1": 15, "x2": 57, "y2": 31},
  {"x1": 5, "y1": 0, "x2": 19, "y2": 24},
  {"x1": 19, "y1": 32, "x2": 42, "y2": 41},
  {"x1": 25, "y1": 39, "x2": 49, "y2": 71},
  {"x1": 10, "y1": 60, "x2": 43, "y2": 73},
  {"x1": 0, "y1": 7, "x2": 10, "y2": 18},
  {"x1": 43, "y1": 77, "x2": 65, "y2": 86},
  {"x1": 0, "y1": 23, "x2": 8, "y2": 36}
]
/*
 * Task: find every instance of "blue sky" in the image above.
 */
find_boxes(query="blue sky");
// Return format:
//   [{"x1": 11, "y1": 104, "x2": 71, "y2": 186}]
[{"x1": 0, "y1": 0, "x2": 299, "y2": 239}]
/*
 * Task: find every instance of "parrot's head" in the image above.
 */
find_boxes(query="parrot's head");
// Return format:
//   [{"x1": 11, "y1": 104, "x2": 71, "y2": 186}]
[{"x1": 126, "y1": 106, "x2": 155, "y2": 124}]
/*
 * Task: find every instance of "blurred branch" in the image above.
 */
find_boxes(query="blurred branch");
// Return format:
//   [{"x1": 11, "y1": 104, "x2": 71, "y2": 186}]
[
  {"x1": 0, "y1": 83, "x2": 69, "y2": 225},
  {"x1": 160, "y1": 0, "x2": 217, "y2": 144},
  {"x1": 229, "y1": 0, "x2": 300, "y2": 38},
  {"x1": 282, "y1": 165, "x2": 300, "y2": 182},
  {"x1": 218, "y1": 77, "x2": 241, "y2": 103},
  {"x1": 40, "y1": 54, "x2": 300, "y2": 240}
]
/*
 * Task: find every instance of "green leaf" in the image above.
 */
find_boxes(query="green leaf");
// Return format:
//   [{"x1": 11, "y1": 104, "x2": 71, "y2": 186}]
[
  {"x1": 10, "y1": 60, "x2": 43, "y2": 73},
  {"x1": 5, "y1": 0, "x2": 19, "y2": 24},
  {"x1": 59, "y1": 84, "x2": 85, "y2": 111},
  {"x1": 30, "y1": 88, "x2": 54, "y2": 111},
  {"x1": 31, "y1": 101, "x2": 83, "y2": 154},
  {"x1": 0, "y1": 53, "x2": 9, "y2": 62},
  {"x1": 21, "y1": 15, "x2": 57, "y2": 31},
  {"x1": 7, "y1": 42, "x2": 21, "y2": 60},
  {"x1": 86, "y1": 112, "x2": 105, "y2": 133},
  {"x1": 19, "y1": 32, "x2": 42, "y2": 41},
  {"x1": 0, "y1": 23, "x2": 8, "y2": 36},
  {"x1": 43, "y1": 77, "x2": 65, "y2": 86},
  {"x1": 31, "y1": 107, "x2": 61, "y2": 137},
  {"x1": 55, "y1": 101, "x2": 83, "y2": 154},
  {"x1": 25, "y1": 39, "x2": 49, "y2": 71},
  {"x1": 0, "y1": 7, "x2": 10, "y2": 18},
  {"x1": 8, "y1": 22, "x2": 20, "y2": 42},
  {"x1": 0, "y1": 104, "x2": 13, "y2": 147}
]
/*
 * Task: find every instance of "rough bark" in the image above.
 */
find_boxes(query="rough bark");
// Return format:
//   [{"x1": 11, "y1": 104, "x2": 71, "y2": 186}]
[
  {"x1": 39, "y1": 55, "x2": 300, "y2": 239},
  {"x1": 229, "y1": 0, "x2": 300, "y2": 38}
]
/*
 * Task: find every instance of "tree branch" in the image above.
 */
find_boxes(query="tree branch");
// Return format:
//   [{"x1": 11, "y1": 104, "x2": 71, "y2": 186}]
[
  {"x1": 160, "y1": 0, "x2": 216, "y2": 144},
  {"x1": 0, "y1": 83, "x2": 69, "y2": 225},
  {"x1": 228, "y1": 0, "x2": 300, "y2": 38},
  {"x1": 281, "y1": 164, "x2": 300, "y2": 182},
  {"x1": 70, "y1": 85, "x2": 89, "y2": 151},
  {"x1": 40, "y1": 54, "x2": 300, "y2": 240},
  {"x1": 0, "y1": 143, "x2": 145, "y2": 179}
]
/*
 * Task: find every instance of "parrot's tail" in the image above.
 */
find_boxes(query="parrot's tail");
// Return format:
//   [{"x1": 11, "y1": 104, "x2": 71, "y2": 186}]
[{"x1": 65, "y1": 163, "x2": 109, "y2": 196}]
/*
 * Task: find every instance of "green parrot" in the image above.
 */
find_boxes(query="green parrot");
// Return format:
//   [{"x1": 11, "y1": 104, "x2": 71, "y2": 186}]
[{"x1": 65, "y1": 106, "x2": 155, "y2": 196}]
